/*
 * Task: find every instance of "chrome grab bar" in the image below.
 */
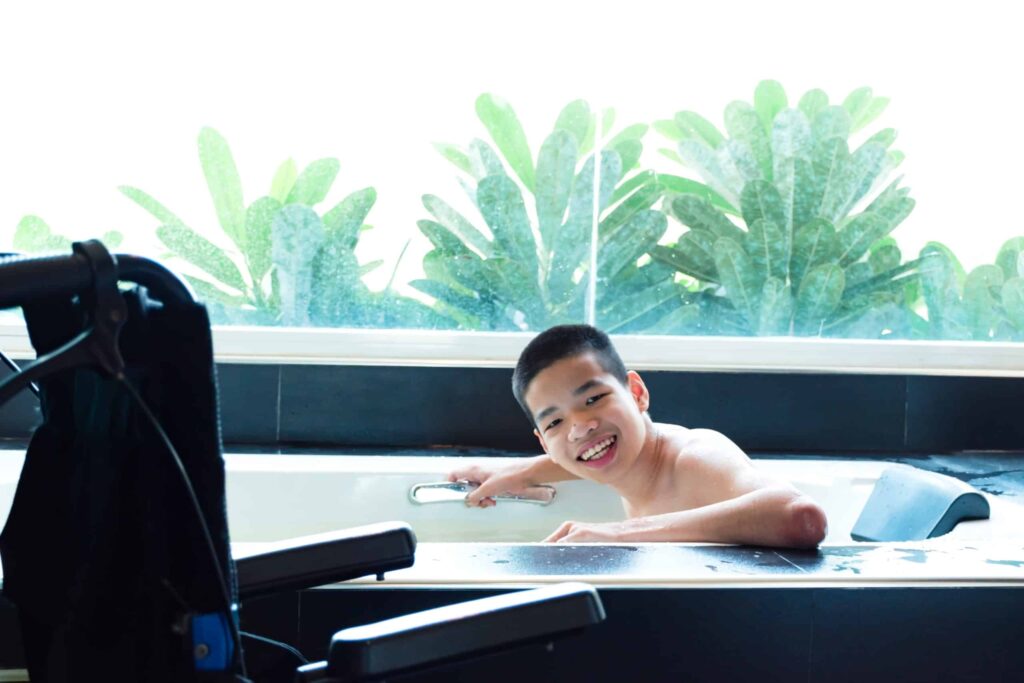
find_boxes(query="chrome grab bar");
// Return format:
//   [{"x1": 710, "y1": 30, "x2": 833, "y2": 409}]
[{"x1": 408, "y1": 481, "x2": 556, "y2": 506}]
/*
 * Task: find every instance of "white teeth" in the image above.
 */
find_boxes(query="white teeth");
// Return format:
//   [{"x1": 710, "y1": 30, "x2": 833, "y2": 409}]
[{"x1": 579, "y1": 436, "x2": 615, "y2": 461}]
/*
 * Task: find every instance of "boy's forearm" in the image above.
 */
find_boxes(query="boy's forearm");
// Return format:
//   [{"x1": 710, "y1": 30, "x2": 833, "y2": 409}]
[
  {"x1": 622, "y1": 488, "x2": 826, "y2": 548},
  {"x1": 525, "y1": 454, "x2": 580, "y2": 484}
]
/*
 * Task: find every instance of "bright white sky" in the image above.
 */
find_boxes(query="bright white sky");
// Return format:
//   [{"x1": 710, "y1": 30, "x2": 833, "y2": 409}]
[{"x1": 1, "y1": 0, "x2": 1021, "y2": 293}]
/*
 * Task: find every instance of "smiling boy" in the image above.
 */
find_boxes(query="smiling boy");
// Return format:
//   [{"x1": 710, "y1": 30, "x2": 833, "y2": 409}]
[{"x1": 447, "y1": 324, "x2": 828, "y2": 548}]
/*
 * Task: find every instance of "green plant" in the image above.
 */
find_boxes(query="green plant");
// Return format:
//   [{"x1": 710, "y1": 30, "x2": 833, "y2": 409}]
[
  {"x1": 412, "y1": 94, "x2": 709, "y2": 332},
  {"x1": 650, "y1": 80, "x2": 920, "y2": 337},
  {"x1": 12, "y1": 215, "x2": 122, "y2": 253},
  {"x1": 920, "y1": 237, "x2": 1024, "y2": 340},
  {"x1": 120, "y1": 127, "x2": 439, "y2": 327}
]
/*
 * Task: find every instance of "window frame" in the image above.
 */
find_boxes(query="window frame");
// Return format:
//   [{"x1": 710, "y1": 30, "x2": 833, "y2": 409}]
[{"x1": 3, "y1": 322, "x2": 1023, "y2": 377}]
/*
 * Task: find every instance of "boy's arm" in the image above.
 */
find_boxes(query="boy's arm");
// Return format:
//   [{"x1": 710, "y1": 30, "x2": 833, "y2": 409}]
[
  {"x1": 448, "y1": 454, "x2": 580, "y2": 508},
  {"x1": 543, "y1": 486, "x2": 827, "y2": 548}
]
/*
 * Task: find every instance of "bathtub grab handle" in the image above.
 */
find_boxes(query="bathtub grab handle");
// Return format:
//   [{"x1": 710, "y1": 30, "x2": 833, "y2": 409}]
[{"x1": 408, "y1": 481, "x2": 556, "y2": 506}]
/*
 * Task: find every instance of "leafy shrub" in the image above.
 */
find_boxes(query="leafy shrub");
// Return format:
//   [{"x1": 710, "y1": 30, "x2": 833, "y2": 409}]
[
  {"x1": 13, "y1": 215, "x2": 122, "y2": 253},
  {"x1": 411, "y1": 95, "x2": 706, "y2": 332},
  {"x1": 921, "y1": 238, "x2": 1024, "y2": 340},
  {"x1": 120, "y1": 128, "x2": 438, "y2": 327},
  {"x1": 651, "y1": 80, "x2": 919, "y2": 337}
]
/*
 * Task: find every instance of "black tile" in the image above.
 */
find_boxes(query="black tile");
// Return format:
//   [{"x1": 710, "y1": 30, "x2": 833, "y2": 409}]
[
  {"x1": 295, "y1": 587, "x2": 813, "y2": 682},
  {"x1": 644, "y1": 372, "x2": 907, "y2": 453},
  {"x1": 906, "y1": 376, "x2": 1024, "y2": 451},
  {"x1": 217, "y1": 364, "x2": 279, "y2": 445},
  {"x1": 279, "y1": 366, "x2": 536, "y2": 449},
  {"x1": 809, "y1": 588, "x2": 1024, "y2": 682}
]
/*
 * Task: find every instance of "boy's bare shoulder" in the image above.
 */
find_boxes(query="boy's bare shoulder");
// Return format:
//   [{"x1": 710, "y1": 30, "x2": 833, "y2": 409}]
[{"x1": 661, "y1": 425, "x2": 746, "y2": 459}]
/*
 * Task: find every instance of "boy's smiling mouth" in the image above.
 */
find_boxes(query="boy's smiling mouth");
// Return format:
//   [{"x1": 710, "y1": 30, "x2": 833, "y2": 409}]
[{"x1": 577, "y1": 435, "x2": 617, "y2": 466}]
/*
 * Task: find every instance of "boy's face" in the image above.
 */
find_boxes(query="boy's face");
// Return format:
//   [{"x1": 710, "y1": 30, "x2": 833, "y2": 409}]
[{"x1": 525, "y1": 351, "x2": 650, "y2": 484}]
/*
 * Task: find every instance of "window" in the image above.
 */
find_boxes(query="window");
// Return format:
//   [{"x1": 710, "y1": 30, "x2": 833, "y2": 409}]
[{"x1": 2, "y1": 1, "x2": 1023, "y2": 373}]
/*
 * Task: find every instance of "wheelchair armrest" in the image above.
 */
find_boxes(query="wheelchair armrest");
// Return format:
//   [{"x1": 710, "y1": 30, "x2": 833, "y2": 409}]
[
  {"x1": 297, "y1": 582, "x2": 605, "y2": 682},
  {"x1": 234, "y1": 522, "x2": 416, "y2": 599}
]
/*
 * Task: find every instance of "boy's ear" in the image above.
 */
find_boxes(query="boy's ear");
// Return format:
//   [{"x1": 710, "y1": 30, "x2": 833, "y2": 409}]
[
  {"x1": 533, "y1": 428, "x2": 549, "y2": 454},
  {"x1": 626, "y1": 370, "x2": 650, "y2": 412}
]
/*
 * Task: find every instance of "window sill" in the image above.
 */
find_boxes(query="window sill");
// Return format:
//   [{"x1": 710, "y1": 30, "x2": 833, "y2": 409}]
[{"x1": 4, "y1": 323, "x2": 1024, "y2": 377}]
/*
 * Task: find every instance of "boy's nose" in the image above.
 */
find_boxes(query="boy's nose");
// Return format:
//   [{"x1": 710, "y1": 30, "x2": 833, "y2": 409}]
[{"x1": 569, "y1": 419, "x2": 598, "y2": 441}]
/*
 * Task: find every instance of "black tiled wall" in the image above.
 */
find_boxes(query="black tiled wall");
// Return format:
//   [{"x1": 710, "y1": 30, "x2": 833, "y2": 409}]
[{"x1": 4, "y1": 362, "x2": 1024, "y2": 453}]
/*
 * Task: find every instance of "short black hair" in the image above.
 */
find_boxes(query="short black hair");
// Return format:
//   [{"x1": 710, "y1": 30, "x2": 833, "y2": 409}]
[{"x1": 512, "y1": 324, "x2": 628, "y2": 424}]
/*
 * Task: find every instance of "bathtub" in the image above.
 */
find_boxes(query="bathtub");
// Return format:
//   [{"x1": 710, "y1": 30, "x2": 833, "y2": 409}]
[
  {"x1": 2, "y1": 450, "x2": 1024, "y2": 584},
  {"x1": 221, "y1": 453, "x2": 1024, "y2": 545},
  {"x1": 3, "y1": 449, "x2": 1024, "y2": 681}
]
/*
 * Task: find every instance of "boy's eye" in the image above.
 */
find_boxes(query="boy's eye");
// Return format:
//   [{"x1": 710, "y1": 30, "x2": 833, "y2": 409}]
[
  {"x1": 585, "y1": 392, "x2": 609, "y2": 406},
  {"x1": 544, "y1": 418, "x2": 562, "y2": 432}
]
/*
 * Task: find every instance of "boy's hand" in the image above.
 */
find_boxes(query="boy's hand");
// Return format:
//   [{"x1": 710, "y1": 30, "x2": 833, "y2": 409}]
[
  {"x1": 447, "y1": 461, "x2": 536, "y2": 508},
  {"x1": 543, "y1": 520, "x2": 631, "y2": 543}
]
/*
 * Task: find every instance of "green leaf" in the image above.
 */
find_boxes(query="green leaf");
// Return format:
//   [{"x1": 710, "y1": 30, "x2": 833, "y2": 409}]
[
  {"x1": 610, "y1": 169, "x2": 656, "y2": 207},
  {"x1": 995, "y1": 236, "x2": 1024, "y2": 280},
  {"x1": 745, "y1": 219, "x2": 788, "y2": 281},
  {"x1": 433, "y1": 143, "x2": 473, "y2": 175},
  {"x1": 812, "y1": 106, "x2": 851, "y2": 145},
  {"x1": 656, "y1": 174, "x2": 739, "y2": 216},
  {"x1": 651, "y1": 235, "x2": 718, "y2": 283},
  {"x1": 476, "y1": 94, "x2": 536, "y2": 192},
  {"x1": 725, "y1": 101, "x2": 773, "y2": 181},
  {"x1": 798, "y1": 89, "x2": 829, "y2": 122},
  {"x1": 286, "y1": 158, "x2": 340, "y2": 206},
  {"x1": 869, "y1": 241, "x2": 901, "y2": 274},
  {"x1": 812, "y1": 137, "x2": 849, "y2": 221},
  {"x1": 654, "y1": 119, "x2": 685, "y2": 141},
  {"x1": 668, "y1": 194, "x2": 746, "y2": 243},
  {"x1": 599, "y1": 177, "x2": 661, "y2": 240},
  {"x1": 269, "y1": 159, "x2": 298, "y2": 202},
  {"x1": 919, "y1": 245, "x2": 970, "y2": 339},
  {"x1": 1001, "y1": 278, "x2": 1024, "y2": 332},
  {"x1": 754, "y1": 80, "x2": 788, "y2": 132},
  {"x1": 821, "y1": 142, "x2": 887, "y2": 221},
  {"x1": 422, "y1": 194, "x2": 491, "y2": 256},
  {"x1": 119, "y1": 185, "x2": 188, "y2": 227},
  {"x1": 795, "y1": 263, "x2": 845, "y2": 335},
  {"x1": 674, "y1": 111, "x2": 725, "y2": 149},
  {"x1": 739, "y1": 180, "x2": 785, "y2": 233},
  {"x1": 844, "y1": 87, "x2": 890, "y2": 132},
  {"x1": 13, "y1": 215, "x2": 70, "y2": 253},
  {"x1": 536, "y1": 130, "x2": 578, "y2": 252},
  {"x1": 243, "y1": 196, "x2": 281, "y2": 285},
  {"x1": 963, "y1": 265, "x2": 1004, "y2": 339},
  {"x1": 599, "y1": 210, "x2": 667, "y2": 281},
  {"x1": 184, "y1": 275, "x2": 248, "y2": 307},
  {"x1": 678, "y1": 139, "x2": 741, "y2": 205},
  {"x1": 553, "y1": 99, "x2": 591, "y2": 148},
  {"x1": 468, "y1": 138, "x2": 507, "y2": 179},
  {"x1": 791, "y1": 157, "x2": 821, "y2": 232},
  {"x1": 713, "y1": 237, "x2": 760, "y2": 325},
  {"x1": 477, "y1": 175, "x2": 539, "y2": 277},
  {"x1": 198, "y1": 127, "x2": 246, "y2": 249},
  {"x1": 607, "y1": 123, "x2": 648, "y2": 148},
  {"x1": 271, "y1": 205, "x2": 325, "y2": 327},
  {"x1": 547, "y1": 152, "x2": 617, "y2": 301},
  {"x1": 418, "y1": 219, "x2": 473, "y2": 255},
  {"x1": 771, "y1": 109, "x2": 812, "y2": 166},
  {"x1": 612, "y1": 138, "x2": 643, "y2": 173},
  {"x1": 157, "y1": 223, "x2": 247, "y2": 293},
  {"x1": 835, "y1": 194, "x2": 915, "y2": 266},
  {"x1": 867, "y1": 128, "x2": 897, "y2": 148},
  {"x1": 100, "y1": 231, "x2": 124, "y2": 249},
  {"x1": 324, "y1": 187, "x2": 377, "y2": 250},
  {"x1": 842, "y1": 88, "x2": 873, "y2": 124},
  {"x1": 757, "y1": 277, "x2": 793, "y2": 335}
]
